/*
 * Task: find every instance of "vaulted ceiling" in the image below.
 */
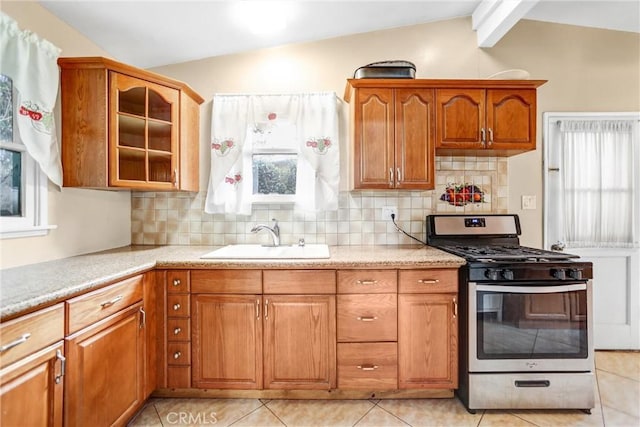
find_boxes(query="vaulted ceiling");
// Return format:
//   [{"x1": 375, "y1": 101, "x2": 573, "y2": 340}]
[{"x1": 38, "y1": 0, "x2": 640, "y2": 68}]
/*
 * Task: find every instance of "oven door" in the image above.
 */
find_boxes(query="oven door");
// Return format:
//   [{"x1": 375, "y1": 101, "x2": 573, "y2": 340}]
[{"x1": 468, "y1": 281, "x2": 593, "y2": 372}]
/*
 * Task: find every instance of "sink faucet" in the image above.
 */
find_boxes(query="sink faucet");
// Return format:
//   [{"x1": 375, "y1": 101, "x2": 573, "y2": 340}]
[{"x1": 251, "y1": 218, "x2": 280, "y2": 246}]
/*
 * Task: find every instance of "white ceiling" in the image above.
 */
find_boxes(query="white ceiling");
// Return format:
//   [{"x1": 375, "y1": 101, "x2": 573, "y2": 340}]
[{"x1": 38, "y1": 0, "x2": 640, "y2": 69}]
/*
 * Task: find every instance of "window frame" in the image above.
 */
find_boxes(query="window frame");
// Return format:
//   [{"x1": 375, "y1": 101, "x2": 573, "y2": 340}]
[
  {"x1": 0, "y1": 74, "x2": 53, "y2": 239},
  {"x1": 248, "y1": 119, "x2": 299, "y2": 205}
]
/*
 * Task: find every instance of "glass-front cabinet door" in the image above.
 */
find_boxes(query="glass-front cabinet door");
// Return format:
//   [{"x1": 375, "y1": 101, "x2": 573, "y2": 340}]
[{"x1": 109, "y1": 72, "x2": 179, "y2": 189}]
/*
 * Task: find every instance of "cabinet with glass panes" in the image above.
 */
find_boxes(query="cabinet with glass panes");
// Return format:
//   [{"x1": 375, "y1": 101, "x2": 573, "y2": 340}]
[{"x1": 58, "y1": 57, "x2": 203, "y2": 191}]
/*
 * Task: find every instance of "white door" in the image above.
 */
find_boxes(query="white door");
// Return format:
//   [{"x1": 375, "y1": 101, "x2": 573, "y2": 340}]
[{"x1": 543, "y1": 112, "x2": 640, "y2": 350}]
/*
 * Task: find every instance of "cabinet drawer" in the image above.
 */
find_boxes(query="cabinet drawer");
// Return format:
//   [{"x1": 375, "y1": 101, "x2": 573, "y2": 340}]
[
  {"x1": 337, "y1": 294, "x2": 397, "y2": 342},
  {"x1": 191, "y1": 270, "x2": 261, "y2": 294},
  {"x1": 166, "y1": 270, "x2": 190, "y2": 293},
  {"x1": 263, "y1": 270, "x2": 336, "y2": 294},
  {"x1": 167, "y1": 342, "x2": 191, "y2": 366},
  {"x1": 337, "y1": 270, "x2": 397, "y2": 294},
  {"x1": 167, "y1": 366, "x2": 191, "y2": 389},
  {"x1": 66, "y1": 275, "x2": 143, "y2": 334},
  {"x1": 398, "y1": 269, "x2": 458, "y2": 294},
  {"x1": 167, "y1": 294, "x2": 190, "y2": 318},
  {"x1": 0, "y1": 304, "x2": 65, "y2": 369},
  {"x1": 167, "y1": 318, "x2": 190, "y2": 342},
  {"x1": 337, "y1": 342, "x2": 397, "y2": 389}
]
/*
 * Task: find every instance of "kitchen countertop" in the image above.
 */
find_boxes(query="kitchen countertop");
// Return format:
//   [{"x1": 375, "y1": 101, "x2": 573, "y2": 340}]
[{"x1": 0, "y1": 244, "x2": 465, "y2": 320}]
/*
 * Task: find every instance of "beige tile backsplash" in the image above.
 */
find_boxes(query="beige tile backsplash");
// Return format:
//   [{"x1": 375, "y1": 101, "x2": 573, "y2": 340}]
[{"x1": 131, "y1": 157, "x2": 508, "y2": 246}]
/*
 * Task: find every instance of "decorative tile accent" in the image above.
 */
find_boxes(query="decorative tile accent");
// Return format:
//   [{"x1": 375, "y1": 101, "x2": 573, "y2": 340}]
[{"x1": 131, "y1": 157, "x2": 509, "y2": 245}]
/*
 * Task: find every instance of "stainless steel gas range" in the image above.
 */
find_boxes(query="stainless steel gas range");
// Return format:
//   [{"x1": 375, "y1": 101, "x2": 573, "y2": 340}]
[{"x1": 426, "y1": 214, "x2": 595, "y2": 414}]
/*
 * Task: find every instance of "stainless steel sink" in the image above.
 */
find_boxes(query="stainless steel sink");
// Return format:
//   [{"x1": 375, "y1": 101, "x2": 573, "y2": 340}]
[{"x1": 201, "y1": 244, "x2": 330, "y2": 259}]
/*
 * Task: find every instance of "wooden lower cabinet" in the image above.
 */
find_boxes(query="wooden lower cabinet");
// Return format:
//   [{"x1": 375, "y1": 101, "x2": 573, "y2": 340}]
[
  {"x1": 398, "y1": 294, "x2": 458, "y2": 389},
  {"x1": 263, "y1": 295, "x2": 336, "y2": 389},
  {"x1": 0, "y1": 342, "x2": 65, "y2": 427},
  {"x1": 65, "y1": 303, "x2": 145, "y2": 427},
  {"x1": 192, "y1": 295, "x2": 263, "y2": 389}
]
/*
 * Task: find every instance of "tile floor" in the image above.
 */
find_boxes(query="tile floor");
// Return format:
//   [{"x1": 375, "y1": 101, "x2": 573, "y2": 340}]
[{"x1": 129, "y1": 351, "x2": 639, "y2": 427}]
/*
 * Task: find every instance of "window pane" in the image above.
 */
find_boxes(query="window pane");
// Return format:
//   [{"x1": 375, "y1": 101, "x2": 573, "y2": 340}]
[
  {"x1": 0, "y1": 74, "x2": 13, "y2": 143},
  {"x1": 0, "y1": 148, "x2": 22, "y2": 217},
  {"x1": 252, "y1": 154, "x2": 296, "y2": 195}
]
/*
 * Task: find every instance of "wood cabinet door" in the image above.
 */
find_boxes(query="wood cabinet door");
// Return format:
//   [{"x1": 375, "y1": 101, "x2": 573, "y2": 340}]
[
  {"x1": 65, "y1": 304, "x2": 145, "y2": 427},
  {"x1": 398, "y1": 294, "x2": 458, "y2": 389},
  {"x1": 395, "y1": 89, "x2": 435, "y2": 189},
  {"x1": 0, "y1": 342, "x2": 64, "y2": 427},
  {"x1": 263, "y1": 295, "x2": 336, "y2": 389},
  {"x1": 486, "y1": 89, "x2": 536, "y2": 150},
  {"x1": 109, "y1": 72, "x2": 179, "y2": 190},
  {"x1": 435, "y1": 89, "x2": 484, "y2": 149},
  {"x1": 191, "y1": 295, "x2": 263, "y2": 389},
  {"x1": 353, "y1": 88, "x2": 395, "y2": 189}
]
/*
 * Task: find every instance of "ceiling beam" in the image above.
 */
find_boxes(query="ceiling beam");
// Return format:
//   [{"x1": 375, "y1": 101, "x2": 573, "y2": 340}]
[{"x1": 472, "y1": 0, "x2": 539, "y2": 47}]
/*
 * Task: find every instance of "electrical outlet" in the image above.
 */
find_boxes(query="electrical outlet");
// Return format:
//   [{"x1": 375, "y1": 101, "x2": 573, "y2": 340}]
[{"x1": 382, "y1": 206, "x2": 398, "y2": 220}]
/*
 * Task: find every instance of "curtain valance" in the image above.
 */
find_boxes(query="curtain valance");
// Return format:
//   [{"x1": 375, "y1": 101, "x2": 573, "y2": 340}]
[{"x1": 0, "y1": 12, "x2": 62, "y2": 186}]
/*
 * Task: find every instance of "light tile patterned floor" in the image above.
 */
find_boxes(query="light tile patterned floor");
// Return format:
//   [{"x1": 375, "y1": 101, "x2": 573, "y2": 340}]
[{"x1": 128, "y1": 351, "x2": 639, "y2": 427}]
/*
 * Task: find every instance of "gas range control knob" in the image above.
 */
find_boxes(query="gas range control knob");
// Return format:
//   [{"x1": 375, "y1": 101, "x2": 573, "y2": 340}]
[
  {"x1": 484, "y1": 269, "x2": 500, "y2": 281},
  {"x1": 551, "y1": 269, "x2": 567, "y2": 280},
  {"x1": 568, "y1": 269, "x2": 583, "y2": 280},
  {"x1": 501, "y1": 269, "x2": 515, "y2": 280}
]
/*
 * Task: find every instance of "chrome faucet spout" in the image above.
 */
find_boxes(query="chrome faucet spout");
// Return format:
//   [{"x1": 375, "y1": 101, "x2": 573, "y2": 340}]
[{"x1": 251, "y1": 218, "x2": 280, "y2": 246}]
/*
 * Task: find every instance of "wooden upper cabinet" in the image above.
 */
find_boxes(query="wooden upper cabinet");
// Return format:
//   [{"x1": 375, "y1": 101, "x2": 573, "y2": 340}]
[
  {"x1": 436, "y1": 86, "x2": 541, "y2": 156},
  {"x1": 353, "y1": 88, "x2": 394, "y2": 189},
  {"x1": 347, "y1": 82, "x2": 435, "y2": 190},
  {"x1": 346, "y1": 79, "x2": 546, "y2": 161},
  {"x1": 58, "y1": 57, "x2": 204, "y2": 191},
  {"x1": 395, "y1": 89, "x2": 435, "y2": 189}
]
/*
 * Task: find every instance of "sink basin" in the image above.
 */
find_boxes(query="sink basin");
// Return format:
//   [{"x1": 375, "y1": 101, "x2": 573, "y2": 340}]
[{"x1": 201, "y1": 244, "x2": 330, "y2": 259}]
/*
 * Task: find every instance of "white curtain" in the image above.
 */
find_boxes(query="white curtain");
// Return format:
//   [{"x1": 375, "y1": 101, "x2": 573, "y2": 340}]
[
  {"x1": 559, "y1": 119, "x2": 639, "y2": 248},
  {"x1": 205, "y1": 92, "x2": 339, "y2": 215},
  {"x1": 0, "y1": 12, "x2": 62, "y2": 187}
]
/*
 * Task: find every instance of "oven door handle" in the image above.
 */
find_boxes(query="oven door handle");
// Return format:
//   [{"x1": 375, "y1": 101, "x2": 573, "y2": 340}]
[{"x1": 476, "y1": 283, "x2": 587, "y2": 294}]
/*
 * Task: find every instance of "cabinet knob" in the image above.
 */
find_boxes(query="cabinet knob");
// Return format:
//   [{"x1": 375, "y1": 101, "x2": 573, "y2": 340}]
[
  {"x1": 173, "y1": 327, "x2": 182, "y2": 335},
  {"x1": 173, "y1": 351, "x2": 182, "y2": 360},
  {"x1": 173, "y1": 303, "x2": 181, "y2": 311},
  {"x1": 172, "y1": 278, "x2": 181, "y2": 286}
]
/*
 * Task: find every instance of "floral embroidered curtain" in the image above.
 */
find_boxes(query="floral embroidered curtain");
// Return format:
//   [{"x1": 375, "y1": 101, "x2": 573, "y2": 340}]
[
  {"x1": 204, "y1": 92, "x2": 339, "y2": 215},
  {"x1": 0, "y1": 12, "x2": 62, "y2": 186}
]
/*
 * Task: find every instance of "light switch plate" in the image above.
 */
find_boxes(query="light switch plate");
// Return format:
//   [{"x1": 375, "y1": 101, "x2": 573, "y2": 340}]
[{"x1": 522, "y1": 195, "x2": 537, "y2": 210}]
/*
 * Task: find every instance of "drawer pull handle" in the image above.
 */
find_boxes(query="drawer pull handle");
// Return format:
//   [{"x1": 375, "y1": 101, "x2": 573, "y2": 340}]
[
  {"x1": 357, "y1": 316, "x2": 378, "y2": 322},
  {"x1": 54, "y1": 349, "x2": 66, "y2": 384},
  {"x1": 417, "y1": 279, "x2": 439, "y2": 285},
  {"x1": 0, "y1": 333, "x2": 31, "y2": 353},
  {"x1": 173, "y1": 351, "x2": 182, "y2": 360},
  {"x1": 172, "y1": 279, "x2": 181, "y2": 286},
  {"x1": 174, "y1": 327, "x2": 182, "y2": 335},
  {"x1": 356, "y1": 280, "x2": 378, "y2": 285},
  {"x1": 100, "y1": 295, "x2": 123, "y2": 308},
  {"x1": 256, "y1": 299, "x2": 260, "y2": 320},
  {"x1": 357, "y1": 365, "x2": 379, "y2": 371},
  {"x1": 173, "y1": 303, "x2": 181, "y2": 311}
]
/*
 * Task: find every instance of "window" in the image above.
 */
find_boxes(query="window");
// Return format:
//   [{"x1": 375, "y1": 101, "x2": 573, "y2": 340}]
[
  {"x1": 0, "y1": 74, "x2": 51, "y2": 239},
  {"x1": 247, "y1": 116, "x2": 298, "y2": 203}
]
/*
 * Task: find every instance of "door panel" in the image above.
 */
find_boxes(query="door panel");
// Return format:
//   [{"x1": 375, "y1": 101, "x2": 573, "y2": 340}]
[{"x1": 544, "y1": 112, "x2": 640, "y2": 349}]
